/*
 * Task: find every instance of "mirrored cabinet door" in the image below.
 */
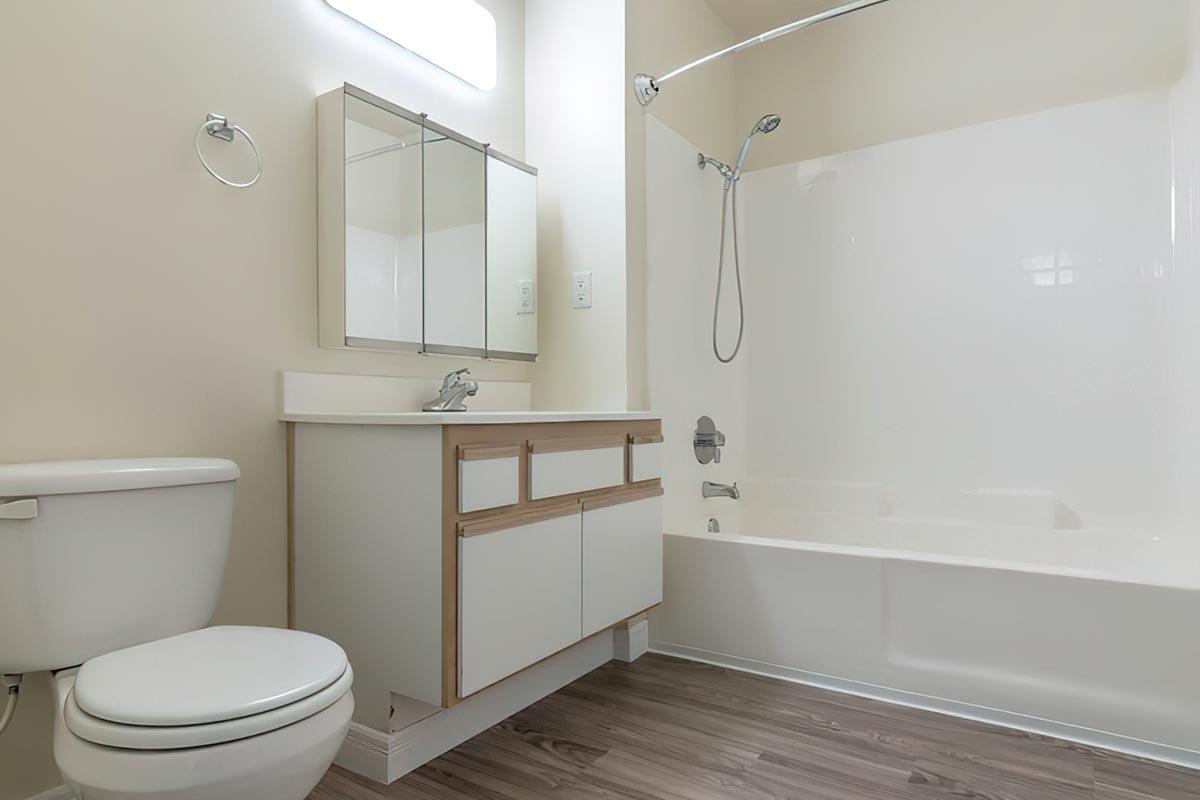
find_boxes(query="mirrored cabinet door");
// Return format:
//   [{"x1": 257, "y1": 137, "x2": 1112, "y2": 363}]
[
  {"x1": 343, "y1": 94, "x2": 423, "y2": 349},
  {"x1": 423, "y1": 123, "x2": 486, "y2": 356},
  {"x1": 319, "y1": 84, "x2": 537, "y2": 361},
  {"x1": 486, "y1": 153, "x2": 538, "y2": 360}
]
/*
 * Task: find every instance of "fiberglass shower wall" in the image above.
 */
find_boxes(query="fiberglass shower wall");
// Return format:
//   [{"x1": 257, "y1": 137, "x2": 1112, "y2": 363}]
[
  {"x1": 738, "y1": 88, "x2": 1173, "y2": 533},
  {"x1": 645, "y1": 0, "x2": 1200, "y2": 565},
  {"x1": 644, "y1": 115, "x2": 750, "y2": 534}
]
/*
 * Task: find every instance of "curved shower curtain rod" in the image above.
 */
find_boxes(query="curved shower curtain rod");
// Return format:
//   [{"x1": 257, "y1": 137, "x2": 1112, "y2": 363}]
[{"x1": 633, "y1": 0, "x2": 893, "y2": 106}]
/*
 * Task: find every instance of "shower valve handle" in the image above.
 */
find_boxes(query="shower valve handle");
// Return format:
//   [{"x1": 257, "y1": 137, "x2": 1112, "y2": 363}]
[{"x1": 694, "y1": 417, "x2": 726, "y2": 465}]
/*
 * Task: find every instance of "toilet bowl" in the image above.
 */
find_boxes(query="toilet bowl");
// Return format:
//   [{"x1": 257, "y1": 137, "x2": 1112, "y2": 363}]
[
  {"x1": 51, "y1": 626, "x2": 354, "y2": 800},
  {"x1": 0, "y1": 458, "x2": 354, "y2": 800}
]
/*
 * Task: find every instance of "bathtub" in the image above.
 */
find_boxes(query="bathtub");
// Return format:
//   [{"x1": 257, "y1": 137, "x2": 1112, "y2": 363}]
[{"x1": 651, "y1": 499, "x2": 1200, "y2": 767}]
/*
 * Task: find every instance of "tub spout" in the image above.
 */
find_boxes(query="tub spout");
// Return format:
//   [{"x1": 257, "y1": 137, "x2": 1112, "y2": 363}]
[{"x1": 702, "y1": 481, "x2": 740, "y2": 500}]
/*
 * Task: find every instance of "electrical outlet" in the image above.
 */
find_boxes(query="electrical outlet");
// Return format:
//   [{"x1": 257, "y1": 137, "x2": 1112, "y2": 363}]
[
  {"x1": 572, "y1": 271, "x2": 592, "y2": 309},
  {"x1": 517, "y1": 279, "x2": 535, "y2": 314}
]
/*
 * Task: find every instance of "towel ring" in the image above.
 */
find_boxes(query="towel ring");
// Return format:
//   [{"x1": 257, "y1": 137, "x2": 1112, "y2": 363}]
[{"x1": 195, "y1": 113, "x2": 261, "y2": 188}]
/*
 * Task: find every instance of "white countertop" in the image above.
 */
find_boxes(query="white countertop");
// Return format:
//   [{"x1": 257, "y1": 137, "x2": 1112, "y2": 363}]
[{"x1": 281, "y1": 410, "x2": 660, "y2": 425}]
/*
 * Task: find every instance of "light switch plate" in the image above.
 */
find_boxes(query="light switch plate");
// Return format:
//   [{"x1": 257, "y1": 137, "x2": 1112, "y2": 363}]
[
  {"x1": 517, "y1": 279, "x2": 535, "y2": 314},
  {"x1": 572, "y1": 271, "x2": 592, "y2": 309}
]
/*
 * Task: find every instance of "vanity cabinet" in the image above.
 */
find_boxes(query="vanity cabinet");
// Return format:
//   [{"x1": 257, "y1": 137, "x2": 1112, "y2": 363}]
[
  {"x1": 288, "y1": 415, "x2": 662, "y2": 735},
  {"x1": 317, "y1": 83, "x2": 538, "y2": 360}
]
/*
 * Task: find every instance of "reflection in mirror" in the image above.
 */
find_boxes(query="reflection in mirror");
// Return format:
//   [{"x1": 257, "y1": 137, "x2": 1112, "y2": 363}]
[
  {"x1": 423, "y1": 127, "x2": 486, "y2": 355},
  {"x1": 486, "y1": 154, "x2": 538, "y2": 359},
  {"x1": 343, "y1": 94, "x2": 423, "y2": 347}
]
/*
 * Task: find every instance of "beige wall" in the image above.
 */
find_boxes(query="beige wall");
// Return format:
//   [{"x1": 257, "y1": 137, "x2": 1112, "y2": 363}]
[
  {"x1": 0, "y1": 2, "x2": 527, "y2": 797},
  {"x1": 735, "y1": 0, "x2": 1189, "y2": 170},
  {"x1": 625, "y1": 0, "x2": 738, "y2": 410},
  {"x1": 527, "y1": 0, "x2": 629, "y2": 410}
]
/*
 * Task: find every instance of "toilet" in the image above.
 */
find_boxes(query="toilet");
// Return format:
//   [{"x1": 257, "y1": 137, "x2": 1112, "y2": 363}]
[{"x1": 0, "y1": 458, "x2": 353, "y2": 800}]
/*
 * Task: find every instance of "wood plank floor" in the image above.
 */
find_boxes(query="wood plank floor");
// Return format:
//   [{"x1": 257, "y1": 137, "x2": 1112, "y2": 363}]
[{"x1": 309, "y1": 654, "x2": 1200, "y2": 800}]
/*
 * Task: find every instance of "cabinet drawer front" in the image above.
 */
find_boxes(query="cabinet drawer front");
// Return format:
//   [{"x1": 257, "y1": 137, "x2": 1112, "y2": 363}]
[
  {"x1": 529, "y1": 440, "x2": 625, "y2": 500},
  {"x1": 581, "y1": 494, "x2": 663, "y2": 636},
  {"x1": 458, "y1": 512, "x2": 582, "y2": 696},
  {"x1": 630, "y1": 441, "x2": 663, "y2": 483},
  {"x1": 458, "y1": 447, "x2": 520, "y2": 514}
]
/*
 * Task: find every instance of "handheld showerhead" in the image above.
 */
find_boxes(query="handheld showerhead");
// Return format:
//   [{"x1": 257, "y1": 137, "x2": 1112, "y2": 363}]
[
  {"x1": 734, "y1": 114, "x2": 782, "y2": 178},
  {"x1": 755, "y1": 114, "x2": 782, "y2": 134}
]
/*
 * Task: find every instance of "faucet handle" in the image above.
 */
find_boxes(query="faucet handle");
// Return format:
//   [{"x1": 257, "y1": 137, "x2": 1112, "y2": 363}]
[
  {"x1": 441, "y1": 368, "x2": 470, "y2": 389},
  {"x1": 694, "y1": 416, "x2": 726, "y2": 465}
]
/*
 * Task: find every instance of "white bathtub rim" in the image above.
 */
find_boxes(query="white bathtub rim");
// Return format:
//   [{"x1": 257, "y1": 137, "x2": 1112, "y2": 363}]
[
  {"x1": 666, "y1": 530, "x2": 1200, "y2": 591},
  {"x1": 649, "y1": 640, "x2": 1200, "y2": 772}
]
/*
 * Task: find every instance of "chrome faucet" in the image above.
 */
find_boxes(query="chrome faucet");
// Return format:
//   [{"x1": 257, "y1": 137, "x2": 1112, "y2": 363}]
[
  {"x1": 702, "y1": 481, "x2": 740, "y2": 500},
  {"x1": 423, "y1": 368, "x2": 478, "y2": 412}
]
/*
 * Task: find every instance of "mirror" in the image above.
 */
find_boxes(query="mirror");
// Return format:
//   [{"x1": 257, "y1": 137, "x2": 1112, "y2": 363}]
[
  {"x1": 342, "y1": 93, "x2": 423, "y2": 348},
  {"x1": 486, "y1": 153, "x2": 538, "y2": 359},
  {"x1": 318, "y1": 84, "x2": 537, "y2": 361},
  {"x1": 423, "y1": 124, "x2": 486, "y2": 356}
]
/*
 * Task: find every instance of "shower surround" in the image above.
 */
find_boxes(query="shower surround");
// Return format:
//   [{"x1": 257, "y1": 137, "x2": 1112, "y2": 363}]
[{"x1": 644, "y1": 17, "x2": 1200, "y2": 766}]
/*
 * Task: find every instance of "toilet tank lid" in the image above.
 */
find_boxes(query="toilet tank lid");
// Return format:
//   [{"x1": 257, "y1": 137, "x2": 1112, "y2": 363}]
[{"x1": 0, "y1": 458, "x2": 239, "y2": 496}]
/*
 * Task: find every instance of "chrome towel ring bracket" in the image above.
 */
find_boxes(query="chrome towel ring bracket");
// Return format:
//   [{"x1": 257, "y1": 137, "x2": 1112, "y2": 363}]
[{"x1": 195, "y1": 113, "x2": 261, "y2": 188}]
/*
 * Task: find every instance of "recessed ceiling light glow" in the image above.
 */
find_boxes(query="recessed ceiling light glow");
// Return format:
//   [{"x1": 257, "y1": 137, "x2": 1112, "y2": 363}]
[{"x1": 326, "y1": 0, "x2": 498, "y2": 91}]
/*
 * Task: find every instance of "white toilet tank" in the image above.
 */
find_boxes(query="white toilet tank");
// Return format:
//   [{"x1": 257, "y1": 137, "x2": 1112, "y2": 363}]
[{"x1": 0, "y1": 458, "x2": 240, "y2": 674}]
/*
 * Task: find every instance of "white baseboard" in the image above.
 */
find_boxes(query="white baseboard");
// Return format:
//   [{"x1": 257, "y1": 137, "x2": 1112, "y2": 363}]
[
  {"x1": 335, "y1": 722, "x2": 394, "y2": 784},
  {"x1": 651, "y1": 641, "x2": 1200, "y2": 771},
  {"x1": 337, "y1": 631, "x2": 615, "y2": 784},
  {"x1": 25, "y1": 786, "x2": 76, "y2": 800}
]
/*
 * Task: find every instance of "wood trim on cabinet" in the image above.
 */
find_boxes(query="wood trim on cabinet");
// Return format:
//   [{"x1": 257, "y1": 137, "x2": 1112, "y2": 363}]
[
  {"x1": 629, "y1": 433, "x2": 664, "y2": 445},
  {"x1": 286, "y1": 422, "x2": 296, "y2": 630},
  {"x1": 527, "y1": 435, "x2": 626, "y2": 454},
  {"x1": 458, "y1": 443, "x2": 521, "y2": 461},
  {"x1": 458, "y1": 502, "x2": 581, "y2": 537},
  {"x1": 441, "y1": 426, "x2": 460, "y2": 708},
  {"x1": 581, "y1": 484, "x2": 664, "y2": 511}
]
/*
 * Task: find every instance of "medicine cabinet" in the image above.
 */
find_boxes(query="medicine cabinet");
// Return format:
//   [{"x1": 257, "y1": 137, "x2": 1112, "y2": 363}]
[{"x1": 317, "y1": 84, "x2": 538, "y2": 361}]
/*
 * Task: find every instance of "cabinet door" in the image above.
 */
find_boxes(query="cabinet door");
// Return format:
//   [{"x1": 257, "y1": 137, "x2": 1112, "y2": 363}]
[
  {"x1": 458, "y1": 510, "x2": 582, "y2": 696},
  {"x1": 341, "y1": 92, "x2": 424, "y2": 350},
  {"x1": 629, "y1": 434, "x2": 663, "y2": 483},
  {"x1": 528, "y1": 438, "x2": 625, "y2": 501},
  {"x1": 486, "y1": 153, "x2": 538, "y2": 360},
  {"x1": 457, "y1": 444, "x2": 520, "y2": 514},
  {"x1": 423, "y1": 127, "x2": 486, "y2": 356},
  {"x1": 581, "y1": 493, "x2": 663, "y2": 637}
]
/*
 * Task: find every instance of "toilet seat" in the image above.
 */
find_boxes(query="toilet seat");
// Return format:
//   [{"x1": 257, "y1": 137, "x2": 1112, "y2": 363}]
[
  {"x1": 54, "y1": 668, "x2": 354, "y2": 800},
  {"x1": 63, "y1": 626, "x2": 352, "y2": 750},
  {"x1": 64, "y1": 664, "x2": 353, "y2": 750}
]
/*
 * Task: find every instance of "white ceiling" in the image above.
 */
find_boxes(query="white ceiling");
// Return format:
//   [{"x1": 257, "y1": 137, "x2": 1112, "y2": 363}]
[{"x1": 702, "y1": 0, "x2": 854, "y2": 38}]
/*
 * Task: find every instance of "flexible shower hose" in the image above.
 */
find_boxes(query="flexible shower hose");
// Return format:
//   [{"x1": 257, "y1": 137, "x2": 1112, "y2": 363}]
[{"x1": 713, "y1": 178, "x2": 746, "y2": 363}]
